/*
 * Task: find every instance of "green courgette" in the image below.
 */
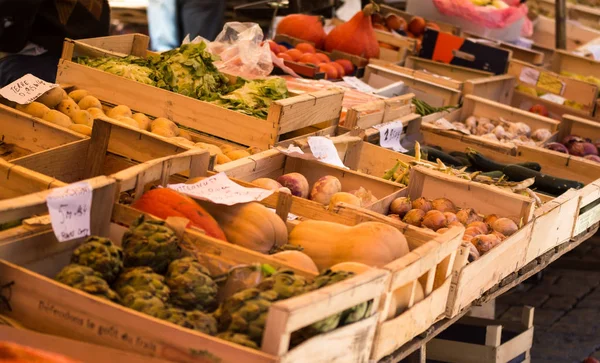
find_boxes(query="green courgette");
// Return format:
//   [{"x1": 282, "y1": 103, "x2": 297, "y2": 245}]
[
  {"x1": 406, "y1": 146, "x2": 464, "y2": 167},
  {"x1": 466, "y1": 150, "x2": 541, "y2": 172},
  {"x1": 502, "y1": 165, "x2": 584, "y2": 196}
]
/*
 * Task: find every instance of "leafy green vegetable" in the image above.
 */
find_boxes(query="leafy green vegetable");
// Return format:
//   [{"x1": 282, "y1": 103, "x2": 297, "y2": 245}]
[
  {"x1": 76, "y1": 42, "x2": 288, "y2": 119},
  {"x1": 214, "y1": 78, "x2": 289, "y2": 118}
]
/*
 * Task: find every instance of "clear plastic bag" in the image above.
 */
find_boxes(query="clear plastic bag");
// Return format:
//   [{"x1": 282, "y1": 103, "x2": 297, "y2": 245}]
[
  {"x1": 207, "y1": 22, "x2": 274, "y2": 79},
  {"x1": 432, "y1": 0, "x2": 531, "y2": 36}
]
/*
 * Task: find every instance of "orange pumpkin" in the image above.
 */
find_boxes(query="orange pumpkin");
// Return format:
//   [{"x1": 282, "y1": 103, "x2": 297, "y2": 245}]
[
  {"x1": 277, "y1": 14, "x2": 326, "y2": 49},
  {"x1": 324, "y1": 4, "x2": 380, "y2": 59},
  {"x1": 131, "y1": 188, "x2": 227, "y2": 241}
]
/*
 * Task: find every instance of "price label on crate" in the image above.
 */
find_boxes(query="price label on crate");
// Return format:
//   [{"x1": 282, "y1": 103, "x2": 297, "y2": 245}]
[
  {"x1": 46, "y1": 182, "x2": 93, "y2": 242},
  {"x1": 539, "y1": 93, "x2": 566, "y2": 105},
  {"x1": 0, "y1": 74, "x2": 58, "y2": 104},
  {"x1": 168, "y1": 173, "x2": 274, "y2": 206},
  {"x1": 374, "y1": 120, "x2": 408, "y2": 152},
  {"x1": 307, "y1": 136, "x2": 348, "y2": 169}
]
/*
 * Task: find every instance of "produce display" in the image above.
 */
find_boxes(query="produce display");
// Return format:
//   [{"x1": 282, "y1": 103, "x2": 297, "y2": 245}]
[
  {"x1": 515, "y1": 84, "x2": 584, "y2": 111},
  {"x1": 11, "y1": 87, "x2": 261, "y2": 165},
  {"x1": 52, "y1": 217, "x2": 369, "y2": 350},
  {"x1": 386, "y1": 196, "x2": 518, "y2": 261},
  {"x1": 545, "y1": 134, "x2": 600, "y2": 162},
  {"x1": 427, "y1": 114, "x2": 553, "y2": 146},
  {"x1": 412, "y1": 98, "x2": 458, "y2": 116},
  {"x1": 77, "y1": 42, "x2": 289, "y2": 119}
]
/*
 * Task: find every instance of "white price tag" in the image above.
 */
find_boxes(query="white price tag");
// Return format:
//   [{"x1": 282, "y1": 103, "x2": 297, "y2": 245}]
[
  {"x1": 277, "y1": 144, "x2": 305, "y2": 156},
  {"x1": 342, "y1": 76, "x2": 377, "y2": 94},
  {"x1": 307, "y1": 136, "x2": 348, "y2": 169},
  {"x1": 519, "y1": 67, "x2": 540, "y2": 86},
  {"x1": 168, "y1": 173, "x2": 274, "y2": 206},
  {"x1": 46, "y1": 182, "x2": 93, "y2": 242},
  {"x1": 374, "y1": 120, "x2": 408, "y2": 152},
  {"x1": 539, "y1": 93, "x2": 566, "y2": 105},
  {"x1": 0, "y1": 74, "x2": 58, "y2": 105}
]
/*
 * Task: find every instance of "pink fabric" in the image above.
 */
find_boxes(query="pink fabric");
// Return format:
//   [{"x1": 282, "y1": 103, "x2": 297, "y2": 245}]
[{"x1": 432, "y1": 0, "x2": 531, "y2": 35}]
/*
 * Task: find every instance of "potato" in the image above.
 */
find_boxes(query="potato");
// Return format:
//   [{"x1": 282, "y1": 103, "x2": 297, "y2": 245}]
[
  {"x1": 195, "y1": 142, "x2": 222, "y2": 156},
  {"x1": 87, "y1": 107, "x2": 104, "y2": 118},
  {"x1": 57, "y1": 98, "x2": 80, "y2": 118},
  {"x1": 71, "y1": 110, "x2": 93, "y2": 127},
  {"x1": 43, "y1": 110, "x2": 73, "y2": 128},
  {"x1": 114, "y1": 116, "x2": 140, "y2": 129},
  {"x1": 37, "y1": 87, "x2": 67, "y2": 108},
  {"x1": 178, "y1": 129, "x2": 191, "y2": 140},
  {"x1": 107, "y1": 105, "x2": 132, "y2": 119},
  {"x1": 132, "y1": 113, "x2": 151, "y2": 131},
  {"x1": 69, "y1": 124, "x2": 92, "y2": 136},
  {"x1": 78, "y1": 95, "x2": 102, "y2": 110},
  {"x1": 152, "y1": 126, "x2": 177, "y2": 138},
  {"x1": 219, "y1": 144, "x2": 236, "y2": 154},
  {"x1": 16, "y1": 102, "x2": 50, "y2": 118},
  {"x1": 225, "y1": 150, "x2": 251, "y2": 161},
  {"x1": 216, "y1": 153, "x2": 232, "y2": 165},
  {"x1": 309, "y1": 176, "x2": 342, "y2": 205},
  {"x1": 68, "y1": 89, "x2": 89, "y2": 103},
  {"x1": 171, "y1": 137, "x2": 195, "y2": 146},
  {"x1": 247, "y1": 146, "x2": 262, "y2": 155},
  {"x1": 151, "y1": 117, "x2": 179, "y2": 135}
]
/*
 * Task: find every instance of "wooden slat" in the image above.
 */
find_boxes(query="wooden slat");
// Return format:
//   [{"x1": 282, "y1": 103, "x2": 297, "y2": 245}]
[
  {"x1": 404, "y1": 56, "x2": 493, "y2": 82},
  {"x1": 462, "y1": 74, "x2": 516, "y2": 105}
]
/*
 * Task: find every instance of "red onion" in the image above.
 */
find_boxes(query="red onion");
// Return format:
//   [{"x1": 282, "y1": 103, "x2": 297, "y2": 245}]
[
  {"x1": 584, "y1": 155, "x2": 600, "y2": 163},
  {"x1": 546, "y1": 142, "x2": 569, "y2": 154},
  {"x1": 561, "y1": 135, "x2": 583, "y2": 146}
]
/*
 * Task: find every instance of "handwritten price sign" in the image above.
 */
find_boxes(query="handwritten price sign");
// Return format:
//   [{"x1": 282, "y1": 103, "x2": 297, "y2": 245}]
[
  {"x1": 307, "y1": 136, "x2": 349, "y2": 169},
  {"x1": 0, "y1": 74, "x2": 58, "y2": 105},
  {"x1": 168, "y1": 173, "x2": 274, "y2": 206},
  {"x1": 46, "y1": 182, "x2": 93, "y2": 242},
  {"x1": 374, "y1": 120, "x2": 408, "y2": 152}
]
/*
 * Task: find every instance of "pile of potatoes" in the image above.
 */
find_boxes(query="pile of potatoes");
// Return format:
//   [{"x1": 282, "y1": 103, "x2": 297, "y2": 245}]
[{"x1": 13, "y1": 87, "x2": 261, "y2": 165}]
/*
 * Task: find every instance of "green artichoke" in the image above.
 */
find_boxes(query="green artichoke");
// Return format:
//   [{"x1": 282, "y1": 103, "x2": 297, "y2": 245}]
[
  {"x1": 71, "y1": 236, "x2": 123, "y2": 282},
  {"x1": 122, "y1": 215, "x2": 181, "y2": 273},
  {"x1": 113, "y1": 266, "x2": 170, "y2": 302},
  {"x1": 122, "y1": 290, "x2": 166, "y2": 315},
  {"x1": 55, "y1": 264, "x2": 120, "y2": 303},
  {"x1": 187, "y1": 310, "x2": 218, "y2": 336},
  {"x1": 166, "y1": 257, "x2": 217, "y2": 311},
  {"x1": 217, "y1": 332, "x2": 259, "y2": 349},
  {"x1": 256, "y1": 269, "x2": 309, "y2": 299}
]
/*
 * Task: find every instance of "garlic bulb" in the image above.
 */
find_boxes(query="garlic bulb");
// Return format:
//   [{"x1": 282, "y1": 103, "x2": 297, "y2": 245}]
[
  {"x1": 531, "y1": 128, "x2": 552, "y2": 141},
  {"x1": 492, "y1": 125, "x2": 505, "y2": 139},
  {"x1": 476, "y1": 122, "x2": 495, "y2": 136},
  {"x1": 508, "y1": 122, "x2": 531, "y2": 137},
  {"x1": 481, "y1": 133, "x2": 499, "y2": 141}
]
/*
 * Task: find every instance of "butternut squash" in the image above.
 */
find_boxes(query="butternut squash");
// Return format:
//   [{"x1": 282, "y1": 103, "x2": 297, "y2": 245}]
[
  {"x1": 330, "y1": 262, "x2": 371, "y2": 274},
  {"x1": 288, "y1": 220, "x2": 409, "y2": 270},
  {"x1": 272, "y1": 251, "x2": 319, "y2": 273},
  {"x1": 197, "y1": 201, "x2": 288, "y2": 254}
]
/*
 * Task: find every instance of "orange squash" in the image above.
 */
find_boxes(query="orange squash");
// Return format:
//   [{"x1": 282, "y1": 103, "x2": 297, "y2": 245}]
[
  {"x1": 324, "y1": 4, "x2": 380, "y2": 59},
  {"x1": 131, "y1": 188, "x2": 227, "y2": 241},
  {"x1": 277, "y1": 14, "x2": 326, "y2": 49}
]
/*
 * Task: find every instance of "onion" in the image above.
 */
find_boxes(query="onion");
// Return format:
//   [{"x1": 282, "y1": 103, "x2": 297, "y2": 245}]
[
  {"x1": 483, "y1": 214, "x2": 498, "y2": 227},
  {"x1": 562, "y1": 135, "x2": 583, "y2": 146},
  {"x1": 584, "y1": 155, "x2": 600, "y2": 163},
  {"x1": 448, "y1": 221, "x2": 463, "y2": 228},
  {"x1": 387, "y1": 214, "x2": 401, "y2": 221},
  {"x1": 532, "y1": 128, "x2": 552, "y2": 141},
  {"x1": 467, "y1": 221, "x2": 489, "y2": 235},
  {"x1": 546, "y1": 142, "x2": 569, "y2": 154},
  {"x1": 389, "y1": 197, "x2": 412, "y2": 217},
  {"x1": 472, "y1": 234, "x2": 502, "y2": 254},
  {"x1": 467, "y1": 243, "x2": 480, "y2": 262},
  {"x1": 432, "y1": 198, "x2": 456, "y2": 213},
  {"x1": 491, "y1": 218, "x2": 518, "y2": 236},
  {"x1": 350, "y1": 187, "x2": 378, "y2": 207},
  {"x1": 422, "y1": 210, "x2": 447, "y2": 231},
  {"x1": 465, "y1": 226, "x2": 482, "y2": 238},
  {"x1": 444, "y1": 212, "x2": 458, "y2": 224},
  {"x1": 456, "y1": 208, "x2": 482, "y2": 225},
  {"x1": 492, "y1": 231, "x2": 506, "y2": 241},
  {"x1": 411, "y1": 197, "x2": 432, "y2": 212},
  {"x1": 582, "y1": 142, "x2": 598, "y2": 156},
  {"x1": 402, "y1": 209, "x2": 425, "y2": 227},
  {"x1": 568, "y1": 142, "x2": 586, "y2": 157}
]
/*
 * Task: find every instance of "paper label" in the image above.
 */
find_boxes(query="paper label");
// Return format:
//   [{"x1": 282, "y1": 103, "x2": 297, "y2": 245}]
[
  {"x1": 519, "y1": 67, "x2": 540, "y2": 86},
  {"x1": 0, "y1": 74, "x2": 58, "y2": 105},
  {"x1": 46, "y1": 182, "x2": 92, "y2": 242},
  {"x1": 342, "y1": 76, "x2": 377, "y2": 94},
  {"x1": 537, "y1": 72, "x2": 565, "y2": 95},
  {"x1": 277, "y1": 144, "x2": 305, "y2": 156},
  {"x1": 374, "y1": 120, "x2": 408, "y2": 152},
  {"x1": 307, "y1": 136, "x2": 348, "y2": 169},
  {"x1": 168, "y1": 173, "x2": 273, "y2": 206},
  {"x1": 540, "y1": 93, "x2": 566, "y2": 105}
]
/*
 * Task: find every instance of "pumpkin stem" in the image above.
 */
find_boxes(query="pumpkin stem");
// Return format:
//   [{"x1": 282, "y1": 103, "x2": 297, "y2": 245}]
[{"x1": 364, "y1": 1, "x2": 380, "y2": 16}]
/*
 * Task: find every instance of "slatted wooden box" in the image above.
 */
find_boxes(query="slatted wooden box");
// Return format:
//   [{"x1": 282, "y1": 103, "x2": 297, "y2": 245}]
[
  {"x1": 427, "y1": 307, "x2": 534, "y2": 363},
  {"x1": 421, "y1": 94, "x2": 561, "y2": 156},
  {"x1": 55, "y1": 34, "x2": 345, "y2": 149},
  {"x1": 0, "y1": 153, "x2": 390, "y2": 363}
]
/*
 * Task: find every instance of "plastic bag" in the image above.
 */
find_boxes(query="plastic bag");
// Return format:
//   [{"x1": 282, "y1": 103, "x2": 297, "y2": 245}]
[
  {"x1": 207, "y1": 22, "x2": 274, "y2": 79},
  {"x1": 432, "y1": 0, "x2": 531, "y2": 36}
]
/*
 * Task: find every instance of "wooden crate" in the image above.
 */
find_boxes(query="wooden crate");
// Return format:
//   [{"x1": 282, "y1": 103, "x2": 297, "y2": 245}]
[
  {"x1": 215, "y1": 148, "x2": 405, "y2": 215},
  {"x1": 530, "y1": 15, "x2": 600, "y2": 51},
  {"x1": 421, "y1": 95, "x2": 561, "y2": 156},
  {"x1": 363, "y1": 63, "x2": 462, "y2": 107},
  {"x1": 404, "y1": 56, "x2": 494, "y2": 86},
  {"x1": 462, "y1": 74, "x2": 516, "y2": 106},
  {"x1": 462, "y1": 32, "x2": 545, "y2": 66},
  {"x1": 427, "y1": 306, "x2": 534, "y2": 363},
  {"x1": 550, "y1": 49, "x2": 600, "y2": 80},
  {"x1": 56, "y1": 34, "x2": 345, "y2": 149},
  {"x1": 0, "y1": 171, "x2": 390, "y2": 363},
  {"x1": 400, "y1": 167, "x2": 536, "y2": 317},
  {"x1": 507, "y1": 59, "x2": 599, "y2": 118}
]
